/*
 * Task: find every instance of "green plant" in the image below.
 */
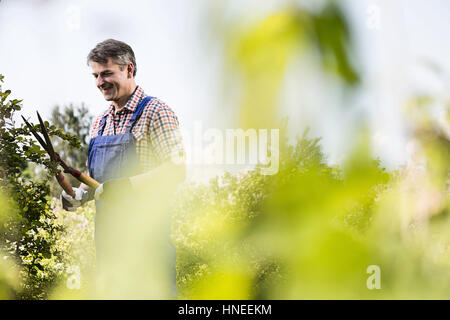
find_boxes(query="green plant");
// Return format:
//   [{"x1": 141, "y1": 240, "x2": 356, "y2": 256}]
[{"x1": 0, "y1": 74, "x2": 83, "y2": 299}]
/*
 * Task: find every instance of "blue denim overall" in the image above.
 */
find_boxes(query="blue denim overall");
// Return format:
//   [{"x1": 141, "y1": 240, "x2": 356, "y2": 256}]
[{"x1": 87, "y1": 96, "x2": 177, "y2": 298}]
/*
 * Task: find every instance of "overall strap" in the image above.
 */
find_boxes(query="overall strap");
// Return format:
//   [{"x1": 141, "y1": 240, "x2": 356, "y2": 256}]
[
  {"x1": 97, "y1": 115, "x2": 108, "y2": 137},
  {"x1": 125, "y1": 96, "x2": 154, "y2": 133},
  {"x1": 96, "y1": 96, "x2": 154, "y2": 137}
]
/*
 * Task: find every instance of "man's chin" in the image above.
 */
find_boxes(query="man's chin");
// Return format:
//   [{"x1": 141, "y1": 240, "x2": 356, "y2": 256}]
[{"x1": 103, "y1": 94, "x2": 114, "y2": 101}]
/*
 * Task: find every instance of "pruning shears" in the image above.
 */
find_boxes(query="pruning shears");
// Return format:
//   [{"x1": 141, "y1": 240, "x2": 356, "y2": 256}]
[{"x1": 21, "y1": 111, "x2": 100, "y2": 197}]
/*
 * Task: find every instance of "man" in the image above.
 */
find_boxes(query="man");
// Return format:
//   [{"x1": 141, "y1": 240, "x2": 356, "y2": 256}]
[{"x1": 61, "y1": 39, "x2": 185, "y2": 298}]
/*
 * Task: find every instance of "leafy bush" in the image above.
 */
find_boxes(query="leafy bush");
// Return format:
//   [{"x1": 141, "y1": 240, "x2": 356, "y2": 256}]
[{"x1": 0, "y1": 74, "x2": 86, "y2": 299}]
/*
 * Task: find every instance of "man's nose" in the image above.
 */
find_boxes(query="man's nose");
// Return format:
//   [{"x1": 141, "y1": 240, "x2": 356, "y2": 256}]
[{"x1": 96, "y1": 76, "x2": 104, "y2": 88}]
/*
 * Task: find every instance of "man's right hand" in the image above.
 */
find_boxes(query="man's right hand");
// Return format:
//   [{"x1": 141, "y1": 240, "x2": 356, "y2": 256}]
[
  {"x1": 94, "y1": 177, "x2": 133, "y2": 201},
  {"x1": 61, "y1": 187, "x2": 89, "y2": 211}
]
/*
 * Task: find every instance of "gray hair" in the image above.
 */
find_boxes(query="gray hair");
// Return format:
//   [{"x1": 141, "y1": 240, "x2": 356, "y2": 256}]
[{"x1": 87, "y1": 39, "x2": 137, "y2": 77}]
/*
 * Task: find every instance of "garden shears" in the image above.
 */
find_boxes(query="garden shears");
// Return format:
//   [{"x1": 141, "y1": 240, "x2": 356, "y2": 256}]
[{"x1": 21, "y1": 111, "x2": 100, "y2": 198}]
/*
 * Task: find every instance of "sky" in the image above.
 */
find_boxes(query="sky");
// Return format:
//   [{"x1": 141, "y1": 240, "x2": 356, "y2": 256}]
[{"x1": 0, "y1": 0, "x2": 449, "y2": 182}]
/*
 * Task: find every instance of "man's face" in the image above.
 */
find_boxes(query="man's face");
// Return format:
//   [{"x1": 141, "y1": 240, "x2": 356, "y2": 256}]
[{"x1": 90, "y1": 57, "x2": 132, "y2": 102}]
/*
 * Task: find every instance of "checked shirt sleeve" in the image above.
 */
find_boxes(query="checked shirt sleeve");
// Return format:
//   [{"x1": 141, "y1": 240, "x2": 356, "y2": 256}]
[{"x1": 145, "y1": 104, "x2": 185, "y2": 169}]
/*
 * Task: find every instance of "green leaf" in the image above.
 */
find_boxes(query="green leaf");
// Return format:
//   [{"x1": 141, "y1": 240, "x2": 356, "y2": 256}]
[{"x1": 2, "y1": 89, "x2": 11, "y2": 101}]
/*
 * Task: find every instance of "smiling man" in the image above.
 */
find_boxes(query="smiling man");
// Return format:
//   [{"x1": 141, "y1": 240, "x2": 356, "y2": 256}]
[{"x1": 60, "y1": 39, "x2": 185, "y2": 298}]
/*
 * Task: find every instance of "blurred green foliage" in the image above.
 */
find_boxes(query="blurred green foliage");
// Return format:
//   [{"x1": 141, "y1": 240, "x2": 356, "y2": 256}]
[
  {"x1": 170, "y1": 1, "x2": 449, "y2": 299},
  {"x1": 171, "y1": 118, "x2": 448, "y2": 299},
  {"x1": 50, "y1": 104, "x2": 92, "y2": 174},
  {"x1": 172, "y1": 127, "x2": 394, "y2": 299},
  {"x1": 26, "y1": 104, "x2": 93, "y2": 197},
  {"x1": 226, "y1": 2, "x2": 359, "y2": 129}
]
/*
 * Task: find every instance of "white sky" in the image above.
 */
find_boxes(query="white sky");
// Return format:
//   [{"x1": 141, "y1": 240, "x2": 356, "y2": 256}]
[{"x1": 1, "y1": 0, "x2": 449, "y2": 181}]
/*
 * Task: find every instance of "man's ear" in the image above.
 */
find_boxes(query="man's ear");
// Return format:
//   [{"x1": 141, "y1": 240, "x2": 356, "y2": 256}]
[{"x1": 127, "y1": 63, "x2": 134, "y2": 78}]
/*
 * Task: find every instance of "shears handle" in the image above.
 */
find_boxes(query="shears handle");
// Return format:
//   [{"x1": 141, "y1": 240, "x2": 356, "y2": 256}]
[
  {"x1": 66, "y1": 168, "x2": 100, "y2": 189},
  {"x1": 56, "y1": 172, "x2": 75, "y2": 198},
  {"x1": 54, "y1": 153, "x2": 100, "y2": 189}
]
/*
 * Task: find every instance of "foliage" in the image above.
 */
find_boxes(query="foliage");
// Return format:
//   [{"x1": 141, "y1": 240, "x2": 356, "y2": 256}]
[
  {"x1": 26, "y1": 104, "x2": 93, "y2": 197},
  {"x1": 172, "y1": 127, "x2": 391, "y2": 299},
  {"x1": 172, "y1": 115, "x2": 449, "y2": 299},
  {"x1": 226, "y1": 2, "x2": 359, "y2": 129},
  {"x1": 50, "y1": 104, "x2": 92, "y2": 173},
  {"x1": 0, "y1": 74, "x2": 84, "y2": 299},
  {"x1": 170, "y1": 1, "x2": 449, "y2": 299},
  {"x1": 1, "y1": 1, "x2": 449, "y2": 300}
]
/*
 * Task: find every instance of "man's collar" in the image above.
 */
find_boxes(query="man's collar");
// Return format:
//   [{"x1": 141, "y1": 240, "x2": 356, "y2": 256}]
[{"x1": 107, "y1": 85, "x2": 145, "y2": 116}]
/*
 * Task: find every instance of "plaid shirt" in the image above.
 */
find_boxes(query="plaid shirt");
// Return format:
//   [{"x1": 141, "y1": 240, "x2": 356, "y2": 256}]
[{"x1": 89, "y1": 86, "x2": 185, "y2": 171}]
